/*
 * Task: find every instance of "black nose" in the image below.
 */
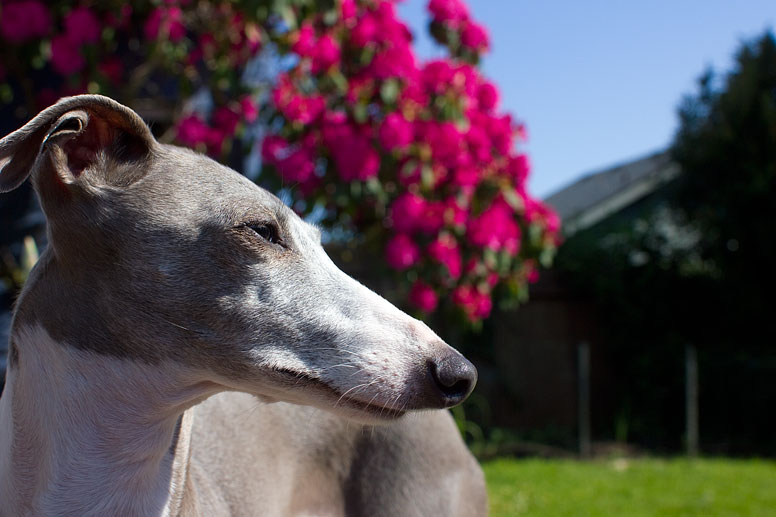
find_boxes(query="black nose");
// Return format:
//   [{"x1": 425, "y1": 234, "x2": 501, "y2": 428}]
[{"x1": 429, "y1": 353, "x2": 478, "y2": 406}]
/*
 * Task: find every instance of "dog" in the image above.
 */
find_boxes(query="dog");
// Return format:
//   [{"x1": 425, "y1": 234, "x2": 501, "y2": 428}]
[{"x1": 0, "y1": 95, "x2": 487, "y2": 516}]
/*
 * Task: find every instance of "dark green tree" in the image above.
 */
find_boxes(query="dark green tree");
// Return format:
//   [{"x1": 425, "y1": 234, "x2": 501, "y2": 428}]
[
  {"x1": 673, "y1": 31, "x2": 776, "y2": 344},
  {"x1": 556, "y1": 30, "x2": 776, "y2": 454}
]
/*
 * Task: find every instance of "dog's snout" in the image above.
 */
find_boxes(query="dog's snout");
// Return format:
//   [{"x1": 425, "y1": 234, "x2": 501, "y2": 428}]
[{"x1": 428, "y1": 352, "x2": 477, "y2": 406}]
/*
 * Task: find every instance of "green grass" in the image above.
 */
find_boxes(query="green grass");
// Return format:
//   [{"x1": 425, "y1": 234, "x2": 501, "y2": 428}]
[{"x1": 483, "y1": 457, "x2": 776, "y2": 516}]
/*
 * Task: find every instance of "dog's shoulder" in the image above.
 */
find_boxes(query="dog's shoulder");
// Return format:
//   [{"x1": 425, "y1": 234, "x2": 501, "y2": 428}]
[{"x1": 190, "y1": 394, "x2": 487, "y2": 516}]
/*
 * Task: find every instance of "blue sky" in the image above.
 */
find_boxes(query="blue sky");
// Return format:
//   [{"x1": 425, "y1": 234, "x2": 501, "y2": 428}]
[{"x1": 398, "y1": 1, "x2": 775, "y2": 198}]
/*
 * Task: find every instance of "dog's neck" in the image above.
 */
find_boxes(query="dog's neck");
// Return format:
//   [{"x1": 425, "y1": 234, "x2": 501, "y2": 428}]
[{"x1": 0, "y1": 324, "x2": 214, "y2": 516}]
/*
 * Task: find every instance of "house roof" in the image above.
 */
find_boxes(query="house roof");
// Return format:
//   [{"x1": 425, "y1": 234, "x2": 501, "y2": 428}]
[{"x1": 544, "y1": 150, "x2": 680, "y2": 236}]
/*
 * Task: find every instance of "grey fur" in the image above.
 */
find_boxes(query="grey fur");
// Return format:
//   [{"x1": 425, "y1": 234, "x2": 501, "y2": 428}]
[{"x1": 0, "y1": 95, "x2": 487, "y2": 515}]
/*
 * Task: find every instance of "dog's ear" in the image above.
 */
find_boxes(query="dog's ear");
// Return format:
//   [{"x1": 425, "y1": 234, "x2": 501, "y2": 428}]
[{"x1": 0, "y1": 95, "x2": 157, "y2": 195}]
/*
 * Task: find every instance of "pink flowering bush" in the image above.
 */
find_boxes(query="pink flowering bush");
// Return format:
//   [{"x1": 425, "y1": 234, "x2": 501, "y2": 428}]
[
  {"x1": 0, "y1": 0, "x2": 559, "y2": 324},
  {"x1": 0, "y1": 0, "x2": 261, "y2": 148},
  {"x1": 259, "y1": 0, "x2": 560, "y2": 322}
]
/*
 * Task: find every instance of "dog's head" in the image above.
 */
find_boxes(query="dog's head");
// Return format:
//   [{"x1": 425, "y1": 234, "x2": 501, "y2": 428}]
[{"x1": 0, "y1": 95, "x2": 476, "y2": 422}]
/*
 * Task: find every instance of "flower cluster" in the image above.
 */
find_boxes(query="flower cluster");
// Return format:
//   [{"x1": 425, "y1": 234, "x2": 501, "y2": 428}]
[
  {"x1": 428, "y1": 0, "x2": 490, "y2": 62},
  {"x1": 0, "y1": 0, "x2": 559, "y2": 324},
  {"x1": 176, "y1": 96, "x2": 258, "y2": 157},
  {"x1": 0, "y1": 0, "x2": 262, "y2": 146},
  {"x1": 260, "y1": 0, "x2": 560, "y2": 322}
]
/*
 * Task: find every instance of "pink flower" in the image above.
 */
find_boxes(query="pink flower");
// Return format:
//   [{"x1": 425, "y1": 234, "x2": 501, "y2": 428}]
[
  {"x1": 418, "y1": 200, "x2": 445, "y2": 234},
  {"x1": 176, "y1": 115, "x2": 211, "y2": 148},
  {"x1": 206, "y1": 127, "x2": 227, "y2": 157},
  {"x1": 465, "y1": 125, "x2": 491, "y2": 164},
  {"x1": 461, "y1": 21, "x2": 489, "y2": 52},
  {"x1": 421, "y1": 60, "x2": 456, "y2": 95},
  {"x1": 389, "y1": 192, "x2": 427, "y2": 233},
  {"x1": 521, "y1": 193, "x2": 560, "y2": 235},
  {"x1": 452, "y1": 284, "x2": 493, "y2": 321},
  {"x1": 507, "y1": 154, "x2": 530, "y2": 185},
  {"x1": 351, "y1": 13, "x2": 378, "y2": 46},
  {"x1": 398, "y1": 81, "x2": 428, "y2": 109},
  {"x1": 144, "y1": 8, "x2": 162, "y2": 39},
  {"x1": 322, "y1": 115, "x2": 379, "y2": 181},
  {"x1": 261, "y1": 135, "x2": 317, "y2": 184},
  {"x1": 545, "y1": 209, "x2": 561, "y2": 235},
  {"x1": 175, "y1": 112, "x2": 228, "y2": 156},
  {"x1": 366, "y1": 43, "x2": 417, "y2": 80},
  {"x1": 428, "y1": 234, "x2": 462, "y2": 279},
  {"x1": 240, "y1": 96, "x2": 259, "y2": 123},
  {"x1": 443, "y1": 196, "x2": 468, "y2": 227},
  {"x1": 226, "y1": 14, "x2": 262, "y2": 62},
  {"x1": 234, "y1": 20, "x2": 262, "y2": 61},
  {"x1": 453, "y1": 62, "x2": 480, "y2": 97},
  {"x1": 374, "y1": 2, "x2": 413, "y2": 44},
  {"x1": 379, "y1": 113, "x2": 413, "y2": 151},
  {"x1": 261, "y1": 135, "x2": 287, "y2": 165},
  {"x1": 409, "y1": 280, "x2": 438, "y2": 313},
  {"x1": 272, "y1": 75, "x2": 326, "y2": 125},
  {"x1": 397, "y1": 163, "x2": 421, "y2": 188},
  {"x1": 312, "y1": 34, "x2": 341, "y2": 73},
  {"x1": 417, "y1": 121, "x2": 462, "y2": 168},
  {"x1": 428, "y1": 0, "x2": 470, "y2": 27},
  {"x1": 467, "y1": 198, "x2": 521, "y2": 255},
  {"x1": 64, "y1": 7, "x2": 101, "y2": 45},
  {"x1": 476, "y1": 293, "x2": 493, "y2": 319},
  {"x1": 529, "y1": 199, "x2": 561, "y2": 235},
  {"x1": 385, "y1": 234, "x2": 420, "y2": 270},
  {"x1": 341, "y1": 0, "x2": 357, "y2": 24},
  {"x1": 0, "y1": 0, "x2": 51, "y2": 43},
  {"x1": 145, "y1": 7, "x2": 186, "y2": 42},
  {"x1": 167, "y1": 9, "x2": 187, "y2": 41},
  {"x1": 50, "y1": 35, "x2": 85, "y2": 75},
  {"x1": 485, "y1": 113, "x2": 513, "y2": 156},
  {"x1": 524, "y1": 260, "x2": 540, "y2": 284},
  {"x1": 291, "y1": 22, "x2": 316, "y2": 57},
  {"x1": 276, "y1": 146, "x2": 316, "y2": 184},
  {"x1": 212, "y1": 106, "x2": 241, "y2": 135},
  {"x1": 346, "y1": 77, "x2": 375, "y2": 106},
  {"x1": 452, "y1": 166, "x2": 480, "y2": 188},
  {"x1": 477, "y1": 82, "x2": 499, "y2": 111},
  {"x1": 515, "y1": 122, "x2": 528, "y2": 141}
]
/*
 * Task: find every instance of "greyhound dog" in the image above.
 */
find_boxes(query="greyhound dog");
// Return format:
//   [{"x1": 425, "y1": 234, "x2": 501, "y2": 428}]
[{"x1": 0, "y1": 95, "x2": 487, "y2": 516}]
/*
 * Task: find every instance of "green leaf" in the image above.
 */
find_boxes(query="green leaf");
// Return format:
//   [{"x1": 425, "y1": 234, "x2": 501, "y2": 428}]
[
  {"x1": 421, "y1": 164, "x2": 435, "y2": 190},
  {"x1": 365, "y1": 177, "x2": 383, "y2": 196},
  {"x1": 497, "y1": 250, "x2": 513, "y2": 275},
  {"x1": 360, "y1": 46, "x2": 375, "y2": 66},
  {"x1": 0, "y1": 84, "x2": 14, "y2": 104},
  {"x1": 502, "y1": 187, "x2": 524, "y2": 212},
  {"x1": 483, "y1": 247, "x2": 498, "y2": 269},
  {"x1": 539, "y1": 246, "x2": 556, "y2": 268},
  {"x1": 329, "y1": 70, "x2": 349, "y2": 94},
  {"x1": 278, "y1": 5, "x2": 297, "y2": 30},
  {"x1": 380, "y1": 79, "x2": 400, "y2": 105}
]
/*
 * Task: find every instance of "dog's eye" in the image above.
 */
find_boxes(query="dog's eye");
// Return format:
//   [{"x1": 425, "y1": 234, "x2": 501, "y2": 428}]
[{"x1": 248, "y1": 223, "x2": 281, "y2": 245}]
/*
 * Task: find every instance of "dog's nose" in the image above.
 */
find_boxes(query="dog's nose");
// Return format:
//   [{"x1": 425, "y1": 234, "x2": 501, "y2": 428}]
[{"x1": 428, "y1": 352, "x2": 477, "y2": 406}]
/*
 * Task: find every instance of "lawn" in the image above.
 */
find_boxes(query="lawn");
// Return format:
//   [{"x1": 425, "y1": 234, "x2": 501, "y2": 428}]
[{"x1": 483, "y1": 457, "x2": 776, "y2": 516}]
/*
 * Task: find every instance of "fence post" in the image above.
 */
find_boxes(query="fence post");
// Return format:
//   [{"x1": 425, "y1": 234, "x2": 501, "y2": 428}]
[
  {"x1": 685, "y1": 344, "x2": 699, "y2": 457},
  {"x1": 578, "y1": 341, "x2": 591, "y2": 458}
]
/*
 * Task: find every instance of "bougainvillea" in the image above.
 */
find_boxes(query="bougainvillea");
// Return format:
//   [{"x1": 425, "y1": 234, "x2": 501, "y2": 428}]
[{"x1": 0, "y1": 0, "x2": 559, "y2": 324}]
